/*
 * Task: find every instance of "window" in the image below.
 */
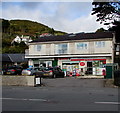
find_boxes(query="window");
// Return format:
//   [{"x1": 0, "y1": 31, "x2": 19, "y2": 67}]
[
  {"x1": 95, "y1": 41, "x2": 105, "y2": 48},
  {"x1": 76, "y1": 42, "x2": 88, "y2": 50},
  {"x1": 55, "y1": 43, "x2": 68, "y2": 54},
  {"x1": 34, "y1": 45, "x2": 42, "y2": 51},
  {"x1": 116, "y1": 45, "x2": 120, "y2": 51}
]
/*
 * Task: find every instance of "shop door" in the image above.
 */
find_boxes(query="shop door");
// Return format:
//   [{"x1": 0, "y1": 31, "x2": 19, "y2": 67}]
[
  {"x1": 106, "y1": 66, "x2": 112, "y2": 78},
  {"x1": 87, "y1": 62, "x2": 93, "y2": 74},
  {"x1": 52, "y1": 60, "x2": 58, "y2": 67}
]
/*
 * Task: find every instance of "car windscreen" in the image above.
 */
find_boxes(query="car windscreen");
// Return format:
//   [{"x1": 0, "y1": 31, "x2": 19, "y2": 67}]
[
  {"x1": 8, "y1": 66, "x2": 22, "y2": 69},
  {"x1": 8, "y1": 66, "x2": 16, "y2": 69},
  {"x1": 26, "y1": 68, "x2": 33, "y2": 70},
  {"x1": 43, "y1": 67, "x2": 53, "y2": 71}
]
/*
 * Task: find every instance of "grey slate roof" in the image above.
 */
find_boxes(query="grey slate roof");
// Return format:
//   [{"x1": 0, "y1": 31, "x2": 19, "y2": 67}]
[
  {"x1": 31, "y1": 32, "x2": 113, "y2": 43},
  {"x1": 2, "y1": 54, "x2": 28, "y2": 63},
  {"x1": 2, "y1": 54, "x2": 11, "y2": 62}
]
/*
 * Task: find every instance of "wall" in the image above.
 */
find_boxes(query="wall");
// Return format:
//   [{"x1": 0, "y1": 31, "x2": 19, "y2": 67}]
[
  {"x1": 2, "y1": 76, "x2": 35, "y2": 86},
  {"x1": 94, "y1": 41, "x2": 112, "y2": 53},
  {"x1": 28, "y1": 39, "x2": 113, "y2": 56},
  {"x1": 29, "y1": 44, "x2": 46, "y2": 55}
]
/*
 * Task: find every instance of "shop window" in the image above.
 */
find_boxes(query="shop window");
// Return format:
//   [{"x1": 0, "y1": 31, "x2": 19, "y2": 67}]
[
  {"x1": 76, "y1": 42, "x2": 88, "y2": 50},
  {"x1": 55, "y1": 43, "x2": 68, "y2": 54},
  {"x1": 95, "y1": 41, "x2": 105, "y2": 48},
  {"x1": 34, "y1": 45, "x2": 42, "y2": 51},
  {"x1": 34, "y1": 64, "x2": 39, "y2": 67}
]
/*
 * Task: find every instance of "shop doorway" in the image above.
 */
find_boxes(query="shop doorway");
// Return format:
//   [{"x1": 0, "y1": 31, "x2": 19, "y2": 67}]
[
  {"x1": 86, "y1": 62, "x2": 93, "y2": 75},
  {"x1": 40, "y1": 63, "x2": 46, "y2": 67}
]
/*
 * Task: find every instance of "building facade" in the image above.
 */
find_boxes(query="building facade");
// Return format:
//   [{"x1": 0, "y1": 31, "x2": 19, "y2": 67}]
[{"x1": 25, "y1": 32, "x2": 115, "y2": 76}]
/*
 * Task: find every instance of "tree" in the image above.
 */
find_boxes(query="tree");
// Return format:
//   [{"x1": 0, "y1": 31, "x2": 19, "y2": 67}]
[
  {"x1": 92, "y1": 0, "x2": 120, "y2": 42},
  {"x1": 48, "y1": 28, "x2": 55, "y2": 34},
  {"x1": 12, "y1": 41, "x2": 19, "y2": 46},
  {"x1": 2, "y1": 38, "x2": 11, "y2": 48},
  {"x1": 92, "y1": 1, "x2": 120, "y2": 24},
  {"x1": 109, "y1": 20, "x2": 120, "y2": 42},
  {"x1": 96, "y1": 28, "x2": 106, "y2": 32},
  {"x1": 2, "y1": 19, "x2": 10, "y2": 33},
  {"x1": 92, "y1": 1, "x2": 120, "y2": 66}
]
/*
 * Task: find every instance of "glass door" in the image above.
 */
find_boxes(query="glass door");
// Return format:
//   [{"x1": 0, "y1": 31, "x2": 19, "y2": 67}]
[{"x1": 87, "y1": 62, "x2": 93, "y2": 75}]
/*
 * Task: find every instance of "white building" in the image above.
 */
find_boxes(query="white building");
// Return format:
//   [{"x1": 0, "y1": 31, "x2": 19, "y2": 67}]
[
  {"x1": 11, "y1": 35, "x2": 33, "y2": 45},
  {"x1": 25, "y1": 32, "x2": 115, "y2": 76},
  {"x1": 12, "y1": 35, "x2": 21, "y2": 44}
]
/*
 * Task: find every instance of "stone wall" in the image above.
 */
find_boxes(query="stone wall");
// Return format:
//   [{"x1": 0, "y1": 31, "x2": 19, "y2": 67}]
[{"x1": 2, "y1": 76, "x2": 35, "y2": 86}]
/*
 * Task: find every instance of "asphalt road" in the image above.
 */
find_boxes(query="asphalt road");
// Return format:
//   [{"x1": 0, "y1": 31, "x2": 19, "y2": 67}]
[{"x1": 2, "y1": 77, "x2": 119, "y2": 112}]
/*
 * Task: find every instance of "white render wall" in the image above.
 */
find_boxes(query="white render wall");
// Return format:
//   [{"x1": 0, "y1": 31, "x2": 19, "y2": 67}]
[
  {"x1": 28, "y1": 39, "x2": 113, "y2": 56},
  {"x1": 29, "y1": 44, "x2": 46, "y2": 55},
  {"x1": 94, "y1": 41, "x2": 113, "y2": 53}
]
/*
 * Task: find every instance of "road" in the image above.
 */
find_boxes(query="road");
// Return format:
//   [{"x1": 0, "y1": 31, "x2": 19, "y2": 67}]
[{"x1": 2, "y1": 77, "x2": 119, "y2": 112}]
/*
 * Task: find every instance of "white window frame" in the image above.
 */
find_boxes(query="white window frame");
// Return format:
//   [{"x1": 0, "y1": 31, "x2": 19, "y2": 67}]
[
  {"x1": 55, "y1": 43, "x2": 68, "y2": 54},
  {"x1": 95, "y1": 41, "x2": 105, "y2": 48},
  {"x1": 76, "y1": 42, "x2": 88, "y2": 50},
  {"x1": 34, "y1": 44, "x2": 42, "y2": 51}
]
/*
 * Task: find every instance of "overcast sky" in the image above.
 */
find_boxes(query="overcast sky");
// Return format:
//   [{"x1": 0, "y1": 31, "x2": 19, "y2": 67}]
[{"x1": 1, "y1": 1, "x2": 108, "y2": 33}]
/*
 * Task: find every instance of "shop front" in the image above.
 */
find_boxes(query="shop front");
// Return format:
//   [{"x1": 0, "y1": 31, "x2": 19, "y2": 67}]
[
  {"x1": 58, "y1": 58, "x2": 108, "y2": 76},
  {"x1": 28, "y1": 59, "x2": 54, "y2": 68},
  {"x1": 28, "y1": 57, "x2": 111, "y2": 76}
]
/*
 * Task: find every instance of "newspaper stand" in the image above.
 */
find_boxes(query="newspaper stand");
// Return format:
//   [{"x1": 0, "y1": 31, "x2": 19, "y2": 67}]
[{"x1": 34, "y1": 72, "x2": 43, "y2": 87}]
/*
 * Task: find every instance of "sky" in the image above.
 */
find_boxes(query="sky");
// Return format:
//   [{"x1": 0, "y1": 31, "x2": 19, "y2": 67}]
[{"x1": 1, "y1": 1, "x2": 108, "y2": 33}]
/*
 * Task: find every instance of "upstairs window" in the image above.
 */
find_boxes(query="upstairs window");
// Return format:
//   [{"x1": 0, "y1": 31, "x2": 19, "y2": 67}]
[
  {"x1": 95, "y1": 41, "x2": 105, "y2": 48},
  {"x1": 34, "y1": 45, "x2": 42, "y2": 51},
  {"x1": 55, "y1": 43, "x2": 68, "y2": 54},
  {"x1": 116, "y1": 45, "x2": 120, "y2": 51},
  {"x1": 76, "y1": 42, "x2": 88, "y2": 50}
]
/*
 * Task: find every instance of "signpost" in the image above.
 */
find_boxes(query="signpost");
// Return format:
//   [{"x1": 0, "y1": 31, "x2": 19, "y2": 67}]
[{"x1": 34, "y1": 72, "x2": 43, "y2": 87}]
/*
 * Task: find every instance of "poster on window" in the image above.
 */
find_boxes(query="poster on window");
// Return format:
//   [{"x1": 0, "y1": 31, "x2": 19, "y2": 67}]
[
  {"x1": 93, "y1": 67, "x2": 102, "y2": 75},
  {"x1": 35, "y1": 78, "x2": 40, "y2": 84}
]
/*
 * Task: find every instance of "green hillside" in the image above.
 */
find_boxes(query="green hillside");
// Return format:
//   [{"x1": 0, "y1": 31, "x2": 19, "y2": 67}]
[
  {"x1": 9, "y1": 19, "x2": 66, "y2": 36},
  {"x1": 1, "y1": 19, "x2": 66, "y2": 53}
]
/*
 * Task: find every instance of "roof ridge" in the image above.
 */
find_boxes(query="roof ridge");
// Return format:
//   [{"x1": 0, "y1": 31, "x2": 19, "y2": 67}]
[
  {"x1": 8, "y1": 54, "x2": 13, "y2": 62},
  {"x1": 31, "y1": 32, "x2": 113, "y2": 43}
]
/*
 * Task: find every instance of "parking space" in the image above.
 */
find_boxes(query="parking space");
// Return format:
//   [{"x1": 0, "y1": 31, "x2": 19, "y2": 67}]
[{"x1": 41, "y1": 77, "x2": 105, "y2": 88}]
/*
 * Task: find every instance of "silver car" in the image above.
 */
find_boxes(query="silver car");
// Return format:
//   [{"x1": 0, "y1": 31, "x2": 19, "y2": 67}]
[{"x1": 21, "y1": 68, "x2": 43, "y2": 76}]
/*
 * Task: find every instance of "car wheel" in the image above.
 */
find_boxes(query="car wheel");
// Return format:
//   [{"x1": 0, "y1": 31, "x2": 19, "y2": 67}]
[
  {"x1": 52, "y1": 74, "x2": 56, "y2": 78},
  {"x1": 32, "y1": 73, "x2": 36, "y2": 76}
]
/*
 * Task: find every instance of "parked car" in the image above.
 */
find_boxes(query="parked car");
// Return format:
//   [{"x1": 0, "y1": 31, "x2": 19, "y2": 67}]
[
  {"x1": 21, "y1": 67, "x2": 43, "y2": 76},
  {"x1": 22, "y1": 67, "x2": 64, "y2": 78},
  {"x1": 3, "y1": 65, "x2": 23, "y2": 75},
  {"x1": 38, "y1": 67, "x2": 64, "y2": 78}
]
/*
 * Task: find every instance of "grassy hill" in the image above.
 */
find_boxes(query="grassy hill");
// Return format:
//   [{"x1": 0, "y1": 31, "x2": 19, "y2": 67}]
[
  {"x1": 9, "y1": 19, "x2": 66, "y2": 36},
  {"x1": 1, "y1": 19, "x2": 67, "y2": 53}
]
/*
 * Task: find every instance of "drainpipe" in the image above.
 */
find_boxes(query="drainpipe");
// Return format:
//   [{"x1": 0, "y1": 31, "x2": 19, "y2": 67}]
[
  {"x1": 112, "y1": 33, "x2": 116, "y2": 64},
  {"x1": 112, "y1": 33, "x2": 116, "y2": 79}
]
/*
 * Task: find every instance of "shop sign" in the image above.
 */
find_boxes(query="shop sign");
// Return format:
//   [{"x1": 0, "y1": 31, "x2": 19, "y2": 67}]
[
  {"x1": 80, "y1": 62, "x2": 85, "y2": 66},
  {"x1": 59, "y1": 58, "x2": 70, "y2": 60},
  {"x1": 71, "y1": 58, "x2": 106, "y2": 61},
  {"x1": 79, "y1": 61, "x2": 86, "y2": 67}
]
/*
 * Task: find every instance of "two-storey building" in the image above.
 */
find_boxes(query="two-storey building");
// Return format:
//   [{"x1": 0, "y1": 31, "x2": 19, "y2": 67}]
[{"x1": 25, "y1": 32, "x2": 115, "y2": 76}]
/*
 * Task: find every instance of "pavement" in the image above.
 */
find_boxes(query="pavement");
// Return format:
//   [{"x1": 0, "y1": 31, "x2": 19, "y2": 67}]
[{"x1": 77, "y1": 75, "x2": 104, "y2": 79}]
